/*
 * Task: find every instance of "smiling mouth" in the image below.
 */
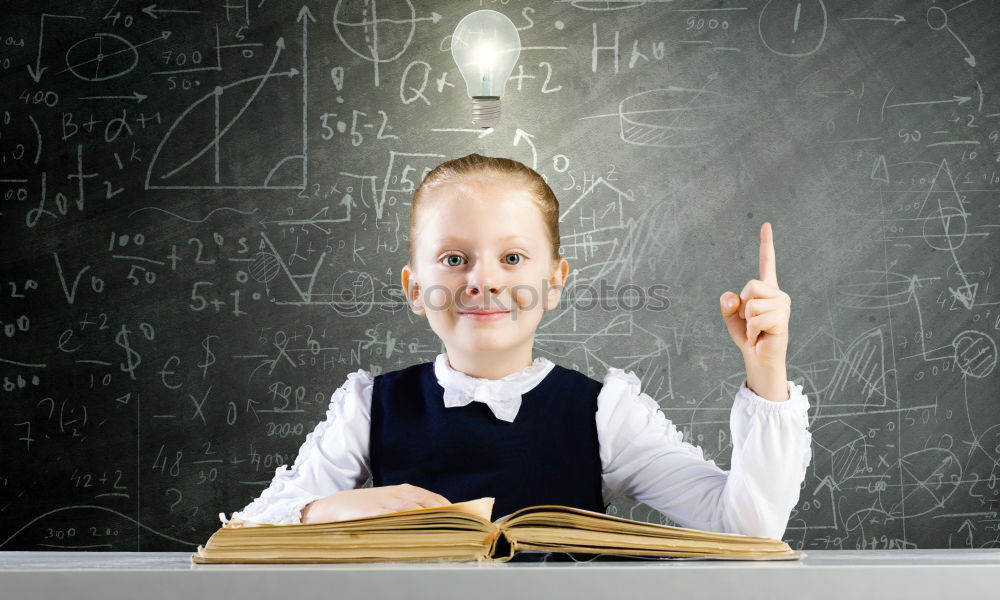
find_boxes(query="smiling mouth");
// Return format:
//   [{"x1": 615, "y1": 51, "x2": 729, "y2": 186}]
[{"x1": 458, "y1": 309, "x2": 511, "y2": 321}]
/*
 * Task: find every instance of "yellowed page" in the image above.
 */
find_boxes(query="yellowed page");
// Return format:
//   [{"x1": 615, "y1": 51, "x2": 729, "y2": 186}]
[
  {"x1": 222, "y1": 496, "x2": 495, "y2": 529},
  {"x1": 505, "y1": 526, "x2": 794, "y2": 554},
  {"x1": 192, "y1": 497, "x2": 500, "y2": 564}
]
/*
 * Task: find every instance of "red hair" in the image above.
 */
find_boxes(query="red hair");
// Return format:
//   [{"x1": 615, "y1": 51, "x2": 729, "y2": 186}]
[{"x1": 408, "y1": 153, "x2": 560, "y2": 267}]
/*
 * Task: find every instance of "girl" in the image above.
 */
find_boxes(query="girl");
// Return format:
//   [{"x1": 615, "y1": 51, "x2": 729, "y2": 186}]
[{"x1": 227, "y1": 153, "x2": 811, "y2": 546}]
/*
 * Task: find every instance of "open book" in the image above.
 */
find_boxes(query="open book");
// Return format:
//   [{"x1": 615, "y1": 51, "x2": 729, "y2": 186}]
[{"x1": 191, "y1": 497, "x2": 802, "y2": 563}]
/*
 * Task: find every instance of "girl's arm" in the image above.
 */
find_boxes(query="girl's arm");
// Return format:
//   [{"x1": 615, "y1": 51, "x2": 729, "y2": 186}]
[
  {"x1": 596, "y1": 367, "x2": 811, "y2": 540},
  {"x1": 226, "y1": 369, "x2": 374, "y2": 525}
]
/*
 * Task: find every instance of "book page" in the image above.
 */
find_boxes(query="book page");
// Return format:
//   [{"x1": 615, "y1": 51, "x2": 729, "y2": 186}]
[
  {"x1": 498, "y1": 504, "x2": 781, "y2": 543},
  {"x1": 223, "y1": 497, "x2": 495, "y2": 529},
  {"x1": 446, "y1": 497, "x2": 494, "y2": 521}
]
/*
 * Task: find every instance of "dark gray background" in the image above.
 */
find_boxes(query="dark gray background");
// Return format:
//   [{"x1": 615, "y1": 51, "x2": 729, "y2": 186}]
[{"x1": 1, "y1": 0, "x2": 998, "y2": 552}]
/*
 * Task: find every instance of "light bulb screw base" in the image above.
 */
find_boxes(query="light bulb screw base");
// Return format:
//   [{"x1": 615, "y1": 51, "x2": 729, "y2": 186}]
[{"x1": 471, "y1": 96, "x2": 501, "y2": 129}]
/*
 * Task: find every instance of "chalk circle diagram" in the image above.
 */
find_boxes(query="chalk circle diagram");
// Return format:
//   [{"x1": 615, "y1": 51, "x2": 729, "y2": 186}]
[
  {"x1": 618, "y1": 77, "x2": 737, "y2": 148},
  {"x1": 334, "y1": 0, "x2": 417, "y2": 62},
  {"x1": 332, "y1": 0, "x2": 434, "y2": 85},
  {"x1": 144, "y1": 38, "x2": 304, "y2": 190},
  {"x1": 758, "y1": 0, "x2": 827, "y2": 57},
  {"x1": 329, "y1": 271, "x2": 375, "y2": 318},
  {"x1": 64, "y1": 32, "x2": 145, "y2": 81},
  {"x1": 888, "y1": 448, "x2": 962, "y2": 519},
  {"x1": 922, "y1": 206, "x2": 968, "y2": 252},
  {"x1": 952, "y1": 330, "x2": 997, "y2": 379},
  {"x1": 249, "y1": 251, "x2": 281, "y2": 284}
]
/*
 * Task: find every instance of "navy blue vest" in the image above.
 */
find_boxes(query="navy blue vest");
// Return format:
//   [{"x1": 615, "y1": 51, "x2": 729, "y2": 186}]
[{"x1": 370, "y1": 360, "x2": 608, "y2": 522}]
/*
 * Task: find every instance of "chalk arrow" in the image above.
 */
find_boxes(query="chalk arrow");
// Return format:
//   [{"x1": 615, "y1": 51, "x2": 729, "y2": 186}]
[
  {"x1": 28, "y1": 13, "x2": 85, "y2": 82},
  {"x1": 142, "y1": 4, "x2": 201, "y2": 19},
  {"x1": 80, "y1": 91, "x2": 148, "y2": 103}
]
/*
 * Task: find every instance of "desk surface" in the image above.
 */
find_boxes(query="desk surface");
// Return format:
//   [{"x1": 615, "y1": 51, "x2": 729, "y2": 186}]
[{"x1": 2, "y1": 550, "x2": 998, "y2": 600}]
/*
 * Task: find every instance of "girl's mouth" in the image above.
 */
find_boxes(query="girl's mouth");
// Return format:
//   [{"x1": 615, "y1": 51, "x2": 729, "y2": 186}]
[{"x1": 458, "y1": 309, "x2": 511, "y2": 322}]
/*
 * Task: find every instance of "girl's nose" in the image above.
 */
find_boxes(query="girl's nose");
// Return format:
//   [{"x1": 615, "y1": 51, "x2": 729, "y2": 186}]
[
  {"x1": 466, "y1": 261, "x2": 500, "y2": 297},
  {"x1": 465, "y1": 275, "x2": 499, "y2": 296},
  {"x1": 466, "y1": 283, "x2": 499, "y2": 296}
]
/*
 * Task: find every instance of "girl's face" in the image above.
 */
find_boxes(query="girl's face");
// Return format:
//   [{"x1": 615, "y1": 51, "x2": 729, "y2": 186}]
[{"x1": 401, "y1": 173, "x2": 569, "y2": 364}]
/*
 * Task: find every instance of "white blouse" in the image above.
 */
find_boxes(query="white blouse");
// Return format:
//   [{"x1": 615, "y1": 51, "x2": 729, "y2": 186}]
[{"x1": 228, "y1": 352, "x2": 812, "y2": 540}]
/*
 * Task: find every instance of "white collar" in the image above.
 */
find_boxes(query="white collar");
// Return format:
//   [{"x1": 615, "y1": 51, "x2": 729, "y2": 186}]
[{"x1": 432, "y1": 352, "x2": 556, "y2": 423}]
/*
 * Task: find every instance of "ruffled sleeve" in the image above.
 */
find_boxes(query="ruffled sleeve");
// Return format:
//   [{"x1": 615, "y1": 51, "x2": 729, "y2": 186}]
[
  {"x1": 596, "y1": 368, "x2": 811, "y2": 540},
  {"x1": 226, "y1": 369, "x2": 374, "y2": 525}
]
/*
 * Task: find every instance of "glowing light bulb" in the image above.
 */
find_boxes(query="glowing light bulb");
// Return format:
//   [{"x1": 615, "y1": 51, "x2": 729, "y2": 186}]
[{"x1": 450, "y1": 10, "x2": 521, "y2": 129}]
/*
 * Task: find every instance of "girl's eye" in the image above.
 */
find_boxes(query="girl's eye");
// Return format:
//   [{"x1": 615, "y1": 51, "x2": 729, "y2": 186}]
[{"x1": 442, "y1": 254, "x2": 523, "y2": 266}]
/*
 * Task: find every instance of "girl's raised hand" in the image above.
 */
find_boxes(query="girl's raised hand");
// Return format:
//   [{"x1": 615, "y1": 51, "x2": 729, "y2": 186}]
[
  {"x1": 300, "y1": 483, "x2": 452, "y2": 524},
  {"x1": 718, "y1": 222, "x2": 791, "y2": 399}
]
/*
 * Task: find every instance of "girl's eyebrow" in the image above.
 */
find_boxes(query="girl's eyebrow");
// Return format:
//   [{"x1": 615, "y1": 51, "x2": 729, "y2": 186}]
[{"x1": 437, "y1": 234, "x2": 530, "y2": 246}]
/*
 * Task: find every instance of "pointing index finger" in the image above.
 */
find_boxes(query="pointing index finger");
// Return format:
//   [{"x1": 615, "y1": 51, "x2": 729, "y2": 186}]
[{"x1": 759, "y1": 222, "x2": 778, "y2": 286}]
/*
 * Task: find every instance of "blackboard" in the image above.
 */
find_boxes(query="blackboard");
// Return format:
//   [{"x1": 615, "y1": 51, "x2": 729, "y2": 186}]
[{"x1": 2, "y1": 0, "x2": 998, "y2": 552}]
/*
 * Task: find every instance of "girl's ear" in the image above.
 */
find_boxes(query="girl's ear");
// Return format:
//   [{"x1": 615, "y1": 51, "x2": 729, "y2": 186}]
[
  {"x1": 401, "y1": 264, "x2": 425, "y2": 315},
  {"x1": 544, "y1": 258, "x2": 570, "y2": 311}
]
